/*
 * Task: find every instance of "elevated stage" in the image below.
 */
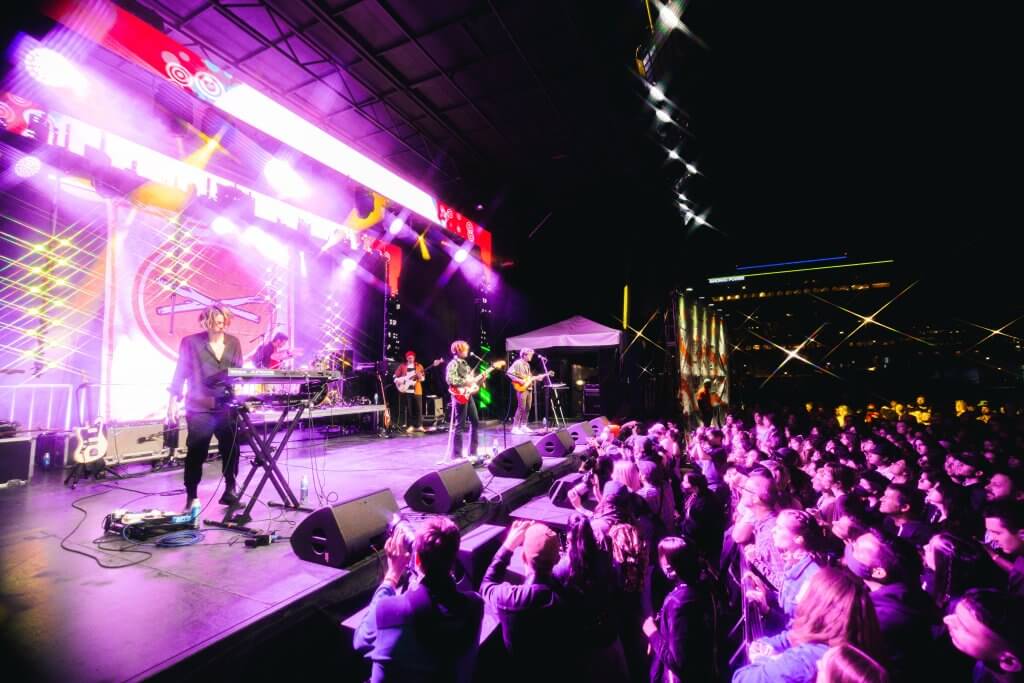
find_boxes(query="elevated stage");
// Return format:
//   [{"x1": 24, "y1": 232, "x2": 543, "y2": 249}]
[{"x1": 0, "y1": 424, "x2": 579, "y2": 682}]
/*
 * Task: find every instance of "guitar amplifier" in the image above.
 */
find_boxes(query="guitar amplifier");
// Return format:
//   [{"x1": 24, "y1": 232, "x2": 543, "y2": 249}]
[
  {"x1": 106, "y1": 421, "x2": 212, "y2": 464},
  {"x1": 0, "y1": 436, "x2": 36, "y2": 485}
]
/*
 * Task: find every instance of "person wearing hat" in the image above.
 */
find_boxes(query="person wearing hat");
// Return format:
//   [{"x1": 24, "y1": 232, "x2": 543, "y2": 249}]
[
  {"x1": 393, "y1": 350, "x2": 426, "y2": 433},
  {"x1": 481, "y1": 520, "x2": 569, "y2": 679}
]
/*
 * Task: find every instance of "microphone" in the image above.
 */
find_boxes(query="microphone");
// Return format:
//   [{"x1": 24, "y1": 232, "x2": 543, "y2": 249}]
[
  {"x1": 468, "y1": 351, "x2": 484, "y2": 360},
  {"x1": 536, "y1": 353, "x2": 547, "y2": 361}
]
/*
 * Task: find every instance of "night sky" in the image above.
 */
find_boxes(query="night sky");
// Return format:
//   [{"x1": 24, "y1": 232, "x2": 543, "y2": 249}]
[{"x1": 489, "y1": 1, "x2": 1021, "y2": 334}]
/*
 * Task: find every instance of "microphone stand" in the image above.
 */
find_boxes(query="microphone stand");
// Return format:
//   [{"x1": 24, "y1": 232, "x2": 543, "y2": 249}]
[{"x1": 537, "y1": 354, "x2": 565, "y2": 428}]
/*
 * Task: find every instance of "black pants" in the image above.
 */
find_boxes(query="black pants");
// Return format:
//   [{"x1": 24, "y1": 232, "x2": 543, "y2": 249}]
[
  {"x1": 184, "y1": 409, "x2": 240, "y2": 500},
  {"x1": 401, "y1": 392, "x2": 423, "y2": 428},
  {"x1": 449, "y1": 398, "x2": 479, "y2": 458}
]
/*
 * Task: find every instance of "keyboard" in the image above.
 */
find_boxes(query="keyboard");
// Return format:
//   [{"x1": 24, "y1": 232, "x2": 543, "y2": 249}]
[{"x1": 213, "y1": 369, "x2": 340, "y2": 384}]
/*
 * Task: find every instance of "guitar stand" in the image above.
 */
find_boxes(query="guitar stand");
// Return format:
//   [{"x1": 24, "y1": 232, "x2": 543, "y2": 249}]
[
  {"x1": 538, "y1": 355, "x2": 566, "y2": 428},
  {"x1": 64, "y1": 459, "x2": 122, "y2": 489},
  {"x1": 209, "y1": 401, "x2": 314, "y2": 527}
]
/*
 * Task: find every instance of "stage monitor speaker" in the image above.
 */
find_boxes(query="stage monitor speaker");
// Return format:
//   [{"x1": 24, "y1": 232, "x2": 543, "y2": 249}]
[
  {"x1": 534, "y1": 429, "x2": 574, "y2": 458},
  {"x1": 290, "y1": 488, "x2": 398, "y2": 568},
  {"x1": 0, "y1": 436, "x2": 35, "y2": 484},
  {"x1": 548, "y1": 472, "x2": 586, "y2": 509},
  {"x1": 588, "y1": 416, "x2": 610, "y2": 433},
  {"x1": 403, "y1": 461, "x2": 483, "y2": 513},
  {"x1": 487, "y1": 440, "x2": 541, "y2": 478},
  {"x1": 566, "y1": 421, "x2": 595, "y2": 446}
]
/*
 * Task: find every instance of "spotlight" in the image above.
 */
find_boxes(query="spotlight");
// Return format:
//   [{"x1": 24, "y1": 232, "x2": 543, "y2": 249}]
[
  {"x1": 656, "y1": 109, "x2": 672, "y2": 123},
  {"x1": 263, "y1": 158, "x2": 310, "y2": 199},
  {"x1": 453, "y1": 248, "x2": 469, "y2": 264},
  {"x1": 685, "y1": 163, "x2": 699, "y2": 175},
  {"x1": 341, "y1": 257, "x2": 357, "y2": 273},
  {"x1": 14, "y1": 155, "x2": 41, "y2": 179},
  {"x1": 649, "y1": 84, "x2": 665, "y2": 101},
  {"x1": 24, "y1": 48, "x2": 88, "y2": 95},
  {"x1": 211, "y1": 216, "x2": 238, "y2": 235},
  {"x1": 388, "y1": 217, "x2": 405, "y2": 235}
]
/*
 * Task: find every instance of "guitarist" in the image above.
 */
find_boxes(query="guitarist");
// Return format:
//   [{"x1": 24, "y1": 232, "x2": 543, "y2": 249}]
[
  {"x1": 444, "y1": 340, "x2": 480, "y2": 461},
  {"x1": 507, "y1": 348, "x2": 537, "y2": 434},
  {"x1": 167, "y1": 304, "x2": 243, "y2": 511},
  {"x1": 393, "y1": 351, "x2": 425, "y2": 433},
  {"x1": 253, "y1": 331, "x2": 295, "y2": 369}
]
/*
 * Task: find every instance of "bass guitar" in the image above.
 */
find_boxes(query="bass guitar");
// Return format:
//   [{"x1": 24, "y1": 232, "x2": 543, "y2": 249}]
[
  {"x1": 394, "y1": 358, "x2": 443, "y2": 393},
  {"x1": 449, "y1": 360, "x2": 506, "y2": 405},
  {"x1": 72, "y1": 420, "x2": 108, "y2": 465},
  {"x1": 510, "y1": 370, "x2": 554, "y2": 393}
]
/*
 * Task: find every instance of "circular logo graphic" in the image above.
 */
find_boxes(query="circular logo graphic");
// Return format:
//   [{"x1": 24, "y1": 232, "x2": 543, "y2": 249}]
[{"x1": 132, "y1": 239, "x2": 275, "y2": 360}]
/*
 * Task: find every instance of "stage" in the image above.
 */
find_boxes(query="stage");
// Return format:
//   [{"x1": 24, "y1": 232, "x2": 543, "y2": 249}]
[{"x1": 0, "y1": 423, "x2": 579, "y2": 683}]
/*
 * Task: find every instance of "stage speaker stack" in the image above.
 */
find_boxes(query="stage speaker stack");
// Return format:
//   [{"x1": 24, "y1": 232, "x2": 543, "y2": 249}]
[
  {"x1": 403, "y1": 461, "x2": 483, "y2": 514},
  {"x1": 534, "y1": 429, "x2": 575, "y2": 458},
  {"x1": 566, "y1": 421, "x2": 595, "y2": 446},
  {"x1": 588, "y1": 416, "x2": 610, "y2": 433},
  {"x1": 487, "y1": 440, "x2": 542, "y2": 478},
  {"x1": 290, "y1": 488, "x2": 398, "y2": 568}
]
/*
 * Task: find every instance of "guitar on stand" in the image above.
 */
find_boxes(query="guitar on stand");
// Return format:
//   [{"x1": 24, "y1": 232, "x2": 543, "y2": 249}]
[
  {"x1": 376, "y1": 368, "x2": 392, "y2": 433},
  {"x1": 65, "y1": 419, "x2": 119, "y2": 488}
]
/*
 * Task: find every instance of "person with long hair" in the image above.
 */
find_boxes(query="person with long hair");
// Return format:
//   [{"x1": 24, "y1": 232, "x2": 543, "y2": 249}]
[
  {"x1": 923, "y1": 532, "x2": 1000, "y2": 611},
  {"x1": 733, "y1": 567, "x2": 882, "y2": 683},
  {"x1": 643, "y1": 537, "x2": 715, "y2": 683},
  {"x1": 771, "y1": 509, "x2": 825, "y2": 626},
  {"x1": 554, "y1": 515, "x2": 628, "y2": 682},
  {"x1": 816, "y1": 644, "x2": 890, "y2": 683}
]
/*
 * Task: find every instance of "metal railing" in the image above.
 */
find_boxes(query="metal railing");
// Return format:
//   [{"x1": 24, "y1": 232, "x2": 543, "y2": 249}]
[{"x1": 0, "y1": 383, "x2": 75, "y2": 432}]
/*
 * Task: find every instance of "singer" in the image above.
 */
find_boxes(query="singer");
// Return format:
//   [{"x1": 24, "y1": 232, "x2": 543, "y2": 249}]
[
  {"x1": 445, "y1": 340, "x2": 480, "y2": 460},
  {"x1": 507, "y1": 348, "x2": 536, "y2": 434}
]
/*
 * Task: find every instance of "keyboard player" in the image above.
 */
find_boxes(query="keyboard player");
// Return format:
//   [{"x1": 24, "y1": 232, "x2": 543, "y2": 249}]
[{"x1": 167, "y1": 304, "x2": 244, "y2": 511}]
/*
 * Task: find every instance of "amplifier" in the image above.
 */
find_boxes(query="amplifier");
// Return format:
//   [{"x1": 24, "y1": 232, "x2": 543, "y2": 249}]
[
  {"x1": 105, "y1": 421, "x2": 211, "y2": 464},
  {"x1": 0, "y1": 436, "x2": 36, "y2": 485}
]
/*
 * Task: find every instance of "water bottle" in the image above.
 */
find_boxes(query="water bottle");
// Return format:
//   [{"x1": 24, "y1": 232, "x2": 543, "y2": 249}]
[
  {"x1": 491, "y1": 438, "x2": 499, "y2": 459},
  {"x1": 190, "y1": 498, "x2": 202, "y2": 526},
  {"x1": 42, "y1": 452, "x2": 51, "y2": 469},
  {"x1": 373, "y1": 392, "x2": 379, "y2": 404},
  {"x1": 542, "y1": 417, "x2": 548, "y2": 431},
  {"x1": 300, "y1": 474, "x2": 309, "y2": 503}
]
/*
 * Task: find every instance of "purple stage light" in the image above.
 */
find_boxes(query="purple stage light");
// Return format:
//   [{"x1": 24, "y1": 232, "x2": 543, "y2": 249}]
[
  {"x1": 453, "y1": 248, "x2": 469, "y2": 264},
  {"x1": 341, "y1": 257, "x2": 358, "y2": 273},
  {"x1": 211, "y1": 216, "x2": 238, "y2": 235},
  {"x1": 14, "y1": 155, "x2": 41, "y2": 178},
  {"x1": 24, "y1": 47, "x2": 87, "y2": 95},
  {"x1": 388, "y1": 217, "x2": 405, "y2": 235},
  {"x1": 263, "y1": 158, "x2": 309, "y2": 199}
]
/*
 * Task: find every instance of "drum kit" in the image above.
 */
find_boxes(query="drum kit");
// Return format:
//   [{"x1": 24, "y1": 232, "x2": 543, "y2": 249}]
[{"x1": 309, "y1": 349, "x2": 352, "y2": 407}]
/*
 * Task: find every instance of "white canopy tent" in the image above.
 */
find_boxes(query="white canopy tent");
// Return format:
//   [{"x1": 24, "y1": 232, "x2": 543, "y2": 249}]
[{"x1": 506, "y1": 315, "x2": 622, "y2": 351}]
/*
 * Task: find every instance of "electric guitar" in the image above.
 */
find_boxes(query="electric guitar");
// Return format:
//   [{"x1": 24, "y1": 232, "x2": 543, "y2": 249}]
[
  {"x1": 509, "y1": 370, "x2": 554, "y2": 393},
  {"x1": 72, "y1": 420, "x2": 109, "y2": 465},
  {"x1": 449, "y1": 360, "x2": 506, "y2": 404},
  {"x1": 394, "y1": 358, "x2": 443, "y2": 394},
  {"x1": 268, "y1": 348, "x2": 304, "y2": 369}
]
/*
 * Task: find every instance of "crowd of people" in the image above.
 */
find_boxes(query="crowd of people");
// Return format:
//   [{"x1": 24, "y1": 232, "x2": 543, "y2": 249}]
[{"x1": 353, "y1": 400, "x2": 1024, "y2": 683}]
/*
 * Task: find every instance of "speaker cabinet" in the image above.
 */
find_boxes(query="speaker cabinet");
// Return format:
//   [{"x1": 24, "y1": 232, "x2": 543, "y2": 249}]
[
  {"x1": 534, "y1": 429, "x2": 574, "y2": 458},
  {"x1": 403, "y1": 461, "x2": 483, "y2": 513},
  {"x1": 487, "y1": 440, "x2": 542, "y2": 478},
  {"x1": 0, "y1": 436, "x2": 35, "y2": 484},
  {"x1": 566, "y1": 421, "x2": 595, "y2": 446},
  {"x1": 588, "y1": 416, "x2": 610, "y2": 432},
  {"x1": 290, "y1": 488, "x2": 398, "y2": 568},
  {"x1": 548, "y1": 472, "x2": 587, "y2": 509}
]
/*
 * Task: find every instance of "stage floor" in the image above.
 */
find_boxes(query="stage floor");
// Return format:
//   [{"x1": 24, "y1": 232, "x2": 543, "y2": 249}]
[{"x1": 0, "y1": 423, "x2": 571, "y2": 683}]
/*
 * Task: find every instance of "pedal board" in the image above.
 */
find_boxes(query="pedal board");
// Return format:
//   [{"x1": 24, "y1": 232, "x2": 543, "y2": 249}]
[{"x1": 103, "y1": 508, "x2": 198, "y2": 541}]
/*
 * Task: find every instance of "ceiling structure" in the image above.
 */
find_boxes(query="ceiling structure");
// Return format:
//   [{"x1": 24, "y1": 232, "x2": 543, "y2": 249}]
[{"x1": 129, "y1": 0, "x2": 684, "y2": 221}]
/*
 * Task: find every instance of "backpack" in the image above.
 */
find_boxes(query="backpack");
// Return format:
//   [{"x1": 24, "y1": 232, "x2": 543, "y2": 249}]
[{"x1": 608, "y1": 523, "x2": 648, "y2": 593}]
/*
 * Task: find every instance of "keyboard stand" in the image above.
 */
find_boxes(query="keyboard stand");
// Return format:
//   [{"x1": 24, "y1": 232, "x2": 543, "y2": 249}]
[{"x1": 211, "y1": 400, "x2": 315, "y2": 527}]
